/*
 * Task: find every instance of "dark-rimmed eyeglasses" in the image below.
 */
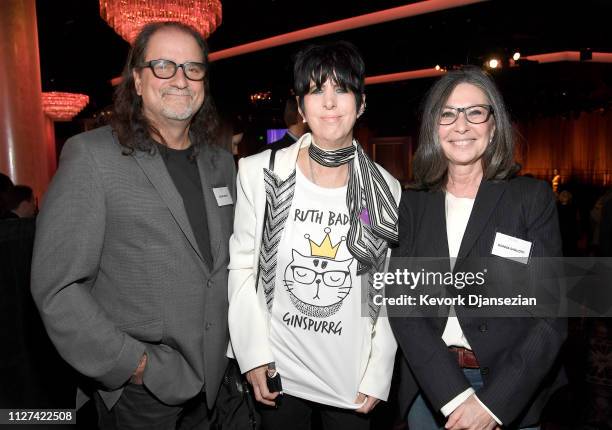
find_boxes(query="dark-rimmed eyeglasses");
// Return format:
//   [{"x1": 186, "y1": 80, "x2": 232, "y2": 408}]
[
  {"x1": 139, "y1": 59, "x2": 206, "y2": 81},
  {"x1": 439, "y1": 104, "x2": 494, "y2": 125},
  {"x1": 290, "y1": 266, "x2": 349, "y2": 287}
]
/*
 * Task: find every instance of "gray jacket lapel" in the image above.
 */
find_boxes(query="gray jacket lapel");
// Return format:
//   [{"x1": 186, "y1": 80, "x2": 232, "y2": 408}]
[
  {"x1": 197, "y1": 146, "x2": 224, "y2": 271},
  {"x1": 132, "y1": 151, "x2": 207, "y2": 266}
]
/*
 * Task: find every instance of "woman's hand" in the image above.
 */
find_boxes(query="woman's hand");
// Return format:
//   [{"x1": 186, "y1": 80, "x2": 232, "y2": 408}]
[
  {"x1": 444, "y1": 395, "x2": 497, "y2": 430},
  {"x1": 246, "y1": 364, "x2": 279, "y2": 406},
  {"x1": 354, "y1": 392, "x2": 381, "y2": 414}
]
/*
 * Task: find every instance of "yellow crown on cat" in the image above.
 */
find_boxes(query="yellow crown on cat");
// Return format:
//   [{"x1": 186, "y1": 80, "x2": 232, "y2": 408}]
[{"x1": 304, "y1": 228, "x2": 342, "y2": 259}]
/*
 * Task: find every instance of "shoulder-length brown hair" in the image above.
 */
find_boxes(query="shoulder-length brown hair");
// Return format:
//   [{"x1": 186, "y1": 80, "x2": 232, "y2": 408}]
[
  {"x1": 110, "y1": 21, "x2": 218, "y2": 157},
  {"x1": 412, "y1": 66, "x2": 520, "y2": 191}
]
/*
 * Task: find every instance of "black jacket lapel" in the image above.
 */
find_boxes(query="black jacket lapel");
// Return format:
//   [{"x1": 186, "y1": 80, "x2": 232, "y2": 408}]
[
  {"x1": 456, "y1": 180, "x2": 507, "y2": 264},
  {"x1": 426, "y1": 191, "x2": 452, "y2": 324},
  {"x1": 429, "y1": 190, "x2": 450, "y2": 259}
]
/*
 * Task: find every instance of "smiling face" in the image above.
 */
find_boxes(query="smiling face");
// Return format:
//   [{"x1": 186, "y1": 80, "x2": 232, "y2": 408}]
[
  {"x1": 438, "y1": 83, "x2": 496, "y2": 171},
  {"x1": 299, "y1": 78, "x2": 363, "y2": 149},
  {"x1": 133, "y1": 27, "x2": 205, "y2": 127}
]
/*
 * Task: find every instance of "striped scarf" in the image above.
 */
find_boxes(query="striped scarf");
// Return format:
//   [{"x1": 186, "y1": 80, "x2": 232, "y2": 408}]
[
  {"x1": 309, "y1": 138, "x2": 399, "y2": 275},
  {"x1": 259, "y1": 135, "x2": 399, "y2": 323}
]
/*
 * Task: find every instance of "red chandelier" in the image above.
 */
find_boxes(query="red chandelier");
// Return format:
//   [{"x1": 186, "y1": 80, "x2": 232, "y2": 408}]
[
  {"x1": 42, "y1": 92, "x2": 90, "y2": 122},
  {"x1": 99, "y1": 0, "x2": 222, "y2": 44}
]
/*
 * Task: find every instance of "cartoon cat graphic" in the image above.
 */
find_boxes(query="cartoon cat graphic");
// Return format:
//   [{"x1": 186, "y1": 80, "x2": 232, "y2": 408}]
[{"x1": 283, "y1": 228, "x2": 354, "y2": 318}]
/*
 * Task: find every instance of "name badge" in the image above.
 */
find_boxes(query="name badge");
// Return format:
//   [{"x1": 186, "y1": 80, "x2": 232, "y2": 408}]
[
  {"x1": 212, "y1": 186, "x2": 233, "y2": 207},
  {"x1": 491, "y1": 232, "x2": 532, "y2": 264}
]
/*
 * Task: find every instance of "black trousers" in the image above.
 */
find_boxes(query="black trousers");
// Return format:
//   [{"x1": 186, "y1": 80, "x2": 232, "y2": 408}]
[
  {"x1": 259, "y1": 394, "x2": 370, "y2": 430},
  {"x1": 94, "y1": 384, "x2": 211, "y2": 430}
]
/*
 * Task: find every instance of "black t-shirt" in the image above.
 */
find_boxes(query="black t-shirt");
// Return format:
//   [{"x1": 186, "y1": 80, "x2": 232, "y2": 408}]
[{"x1": 159, "y1": 144, "x2": 213, "y2": 268}]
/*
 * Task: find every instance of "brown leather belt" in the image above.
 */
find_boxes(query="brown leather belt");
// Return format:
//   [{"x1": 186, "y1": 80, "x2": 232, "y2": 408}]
[{"x1": 449, "y1": 346, "x2": 480, "y2": 369}]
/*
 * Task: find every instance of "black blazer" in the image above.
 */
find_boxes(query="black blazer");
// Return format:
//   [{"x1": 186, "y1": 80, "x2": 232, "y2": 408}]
[{"x1": 389, "y1": 177, "x2": 566, "y2": 428}]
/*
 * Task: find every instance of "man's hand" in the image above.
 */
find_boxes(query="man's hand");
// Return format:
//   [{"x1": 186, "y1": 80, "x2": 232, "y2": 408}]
[
  {"x1": 445, "y1": 395, "x2": 497, "y2": 430},
  {"x1": 354, "y1": 392, "x2": 381, "y2": 414},
  {"x1": 246, "y1": 364, "x2": 279, "y2": 407},
  {"x1": 130, "y1": 353, "x2": 147, "y2": 385}
]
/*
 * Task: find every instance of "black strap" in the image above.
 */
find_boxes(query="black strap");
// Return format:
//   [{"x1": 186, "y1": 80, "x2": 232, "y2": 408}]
[{"x1": 255, "y1": 148, "x2": 278, "y2": 292}]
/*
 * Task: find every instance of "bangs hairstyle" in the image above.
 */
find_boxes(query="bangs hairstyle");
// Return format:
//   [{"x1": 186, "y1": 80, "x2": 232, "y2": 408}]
[
  {"x1": 111, "y1": 21, "x2": 218, "y2": 158},
  {"x1": 412, "y1": 66, "x2": 520, "y2": 191},
  {"x1": 293, "y1": 41, "x2": 365, "y2": 112}
]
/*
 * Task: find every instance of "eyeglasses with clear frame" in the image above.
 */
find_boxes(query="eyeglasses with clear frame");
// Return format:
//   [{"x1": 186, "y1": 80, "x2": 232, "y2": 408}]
[
  {"x1": 139, "y1": 59, "x2": 206, "y2": 81},
  {"x1": 439, "y1": 104, "x2": 494, "y2": 125}
]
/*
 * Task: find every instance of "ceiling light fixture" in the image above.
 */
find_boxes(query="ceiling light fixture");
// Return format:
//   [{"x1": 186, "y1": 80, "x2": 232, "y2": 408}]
[
  {"x1": 42, "y1": 92, "x2": 89, "y2": 121},
  {"x1": 99, "y1": 0, "x2": 222, "y2": 44}
]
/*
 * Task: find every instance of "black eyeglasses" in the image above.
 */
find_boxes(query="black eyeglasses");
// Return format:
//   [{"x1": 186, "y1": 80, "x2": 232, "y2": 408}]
[
  {"x1": 140, "y1": 59, "x2": 206, "y2": 81},
  {"x1": 290, "y1": 266, "x2": 349, "y2": 287},
  {"x1": 439, "y1": 104, "x2": 494, "y2": 125}
]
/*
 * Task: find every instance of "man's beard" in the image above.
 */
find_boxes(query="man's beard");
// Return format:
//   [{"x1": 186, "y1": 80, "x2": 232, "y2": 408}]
[
  {"x1": 161, "y1": 104, "x2": 194, "y2": 120},
  {"x1": 160, "y1": 88, "x2": 200, "y2": 120}
]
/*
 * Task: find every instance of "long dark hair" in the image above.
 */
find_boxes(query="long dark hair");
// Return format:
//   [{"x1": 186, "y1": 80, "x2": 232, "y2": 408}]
[
  {"x1": 111, "y1": 21, "x2": 218, "y2": 157},
  {"x1": 412, "y1": 66, "x2": 520, "y2": 190},
  {"x1": 293, "y1": 41, "x2": 365, "y2": 112}
]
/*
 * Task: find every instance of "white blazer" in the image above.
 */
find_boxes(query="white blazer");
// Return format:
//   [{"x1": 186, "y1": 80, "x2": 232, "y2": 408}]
[{"x1": 227, "y1": 134, "x2": 401, "y2": 401}]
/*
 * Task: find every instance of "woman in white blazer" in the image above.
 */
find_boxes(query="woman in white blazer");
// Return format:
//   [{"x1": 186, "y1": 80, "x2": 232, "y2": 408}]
[{"x1": 228, "y1": 41, "x2": 401, "y2": 429}]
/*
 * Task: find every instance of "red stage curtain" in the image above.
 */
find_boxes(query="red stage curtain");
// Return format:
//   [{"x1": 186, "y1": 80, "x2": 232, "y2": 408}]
[{"x1": 516, "y1": 110, "x2": 612, "y2": 186}]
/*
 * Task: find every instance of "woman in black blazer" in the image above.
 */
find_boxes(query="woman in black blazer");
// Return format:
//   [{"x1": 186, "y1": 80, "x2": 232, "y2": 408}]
[{"x1": 389, "y1": 67, "x2": 566, "y2": 430}]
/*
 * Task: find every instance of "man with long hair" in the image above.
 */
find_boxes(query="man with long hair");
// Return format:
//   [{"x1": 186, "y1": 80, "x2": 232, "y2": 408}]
[{"x1": 31, "y1": 22, "x2": 235, "y2": 429}]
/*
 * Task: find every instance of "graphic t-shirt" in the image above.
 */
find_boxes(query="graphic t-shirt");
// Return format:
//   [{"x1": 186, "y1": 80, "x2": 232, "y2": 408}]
[{"x1": 269, "y1": 166, "x2": 368, "y2": 409}]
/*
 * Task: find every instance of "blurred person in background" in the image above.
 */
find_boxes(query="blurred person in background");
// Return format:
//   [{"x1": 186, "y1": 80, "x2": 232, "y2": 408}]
[
  {"x1": 260, "y1": 97, "x2": 309, "y2": 152},
  {"x1": 4, "y1": 185, "x2": 37, "y2": 219},
  {"x1": 0, "y1": 172, "x2": 14, "y2": 218}
]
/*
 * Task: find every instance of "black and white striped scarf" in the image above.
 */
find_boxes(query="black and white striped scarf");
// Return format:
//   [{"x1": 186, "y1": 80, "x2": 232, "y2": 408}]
[{"x1": 309, "y1": 138, "x2": 399, "y2": 275}]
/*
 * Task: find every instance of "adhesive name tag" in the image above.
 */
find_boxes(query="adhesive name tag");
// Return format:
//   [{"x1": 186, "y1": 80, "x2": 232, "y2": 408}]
[
  {"x1": 212, "y1": 186, "x2": 233, "y2": 206},
  {"x1": 491, "y1": 232, "x2": 532, "y2": 264}
]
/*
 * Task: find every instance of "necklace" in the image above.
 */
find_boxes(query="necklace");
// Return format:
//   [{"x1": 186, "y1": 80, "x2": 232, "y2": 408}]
[{"x1": 308, "y1": 154, "x2": 350, "y2": 187}]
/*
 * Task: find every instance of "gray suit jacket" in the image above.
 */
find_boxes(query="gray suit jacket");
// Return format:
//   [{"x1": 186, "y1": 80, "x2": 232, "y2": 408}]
[{"x1": 31, "y1": 125, "x2": 236, "y2": 409}]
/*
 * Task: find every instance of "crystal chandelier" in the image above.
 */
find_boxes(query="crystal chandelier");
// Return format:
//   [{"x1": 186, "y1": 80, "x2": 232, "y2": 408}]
[
  {"x1": 42, "y1": 92, "x2": 90, "y2": 122},
  {"x1": 99, "y1": 0, "x2": 222, "y2": 44}
]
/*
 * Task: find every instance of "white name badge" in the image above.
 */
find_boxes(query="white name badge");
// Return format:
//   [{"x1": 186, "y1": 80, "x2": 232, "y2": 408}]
[
  {"x1": 212, "y1": 186, "x2": 233, "y2": 206},
  {"x1": 491, "y1": 232, "x2": 532, "y2": 264}
]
